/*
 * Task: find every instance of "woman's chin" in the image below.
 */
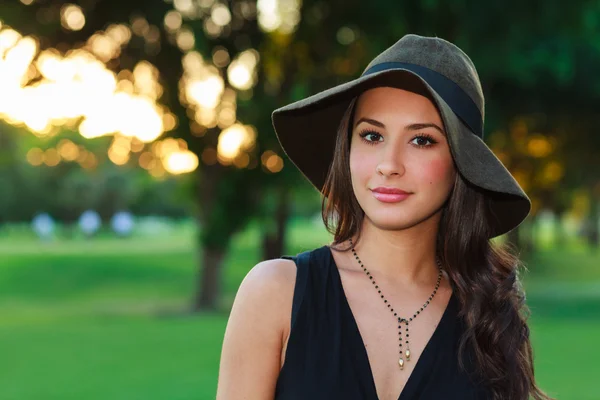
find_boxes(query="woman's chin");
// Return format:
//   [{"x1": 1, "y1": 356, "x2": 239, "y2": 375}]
[
  {"x1": 363, "y1": 210, "x2": 416, "y2": 230},
  {"x1": 362, "y1": 203, "x2": 442, "y2": 231}
]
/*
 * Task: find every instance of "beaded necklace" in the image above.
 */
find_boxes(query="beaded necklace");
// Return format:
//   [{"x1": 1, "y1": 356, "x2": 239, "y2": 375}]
[{"x1": 348, "y1": 237, "x2": 443, "y2": 370}]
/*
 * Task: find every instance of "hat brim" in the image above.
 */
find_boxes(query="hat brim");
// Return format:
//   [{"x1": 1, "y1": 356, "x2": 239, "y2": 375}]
[{"x1": 271, "y1": 68, "x2": 531, "y2": 238}]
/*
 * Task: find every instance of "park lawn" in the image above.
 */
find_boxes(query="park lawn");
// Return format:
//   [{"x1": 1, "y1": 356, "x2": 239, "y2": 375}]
[
  {"x1": 0, "y1": 313, "x2": 225, "y2": 400},
  {"x1": 0, "y1": 220, "x2": 598, "y2": 399},
  {"x1": 530, "y1": 317, "x2": 600, "y2": 400},
  {"x1": 0, "y1": 310, "x2": 597, "y2": 400}
]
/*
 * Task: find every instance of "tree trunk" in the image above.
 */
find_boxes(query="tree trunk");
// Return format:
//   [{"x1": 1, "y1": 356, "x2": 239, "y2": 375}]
[
  {"x1": 554, "y1": 209, "x2": 567, "y2": 248},
  {"x1": 508, "y1": 217, "x2": 537, "y2": 257},
  {"x1": 262, "y1": 186, "x2": 291, "y2": 260},
  {"x1": 524, "y1": 215, "x2": 536, "y2": 255},
  {"x1": 193, "y1": 164, "x2": 226, "y2": 312},
  {"x1": 193, "y1": 245, "x2": 226, "y2": 311},
  {"x1": 507, "y1": 224, "x2": 521, "y2": 251},
  {"x1": 586, "y1": 190, "x2": 599, "y2": 251}
]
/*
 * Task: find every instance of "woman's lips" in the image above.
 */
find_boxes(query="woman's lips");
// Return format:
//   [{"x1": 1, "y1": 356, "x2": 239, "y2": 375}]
[{"x1": 371, "y1": 191, "x2": 412, "y2": 203}]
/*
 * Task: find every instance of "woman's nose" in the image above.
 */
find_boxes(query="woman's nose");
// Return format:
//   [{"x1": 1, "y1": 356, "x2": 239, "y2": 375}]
[{"x1": 376, "y1": 145, "x2": 405, "y2": 177}]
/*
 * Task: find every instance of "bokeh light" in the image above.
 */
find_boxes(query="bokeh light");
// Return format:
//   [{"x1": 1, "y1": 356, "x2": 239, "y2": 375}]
[
  {"x1": 0, "y1": 27, "x2": 169, "y2": 147},
  {"x1": 217, "y1": 123, "x2": 256, "y2": 165},
  {"x1": 26, "y1": 148, "x2": 44, "y2": 166},
  {"x1": 176, "y1": 28, "x2": 195, "y2": 51},
  {"x1": 105, "y1": 24, "x2": 132, "y2": 46},
  {"x1": 174, "y1": 0, "x2": 196, "y2": 17},
  {"x1": 257, "y1": 0, "x2": 300, "y2": 34},
  {"x1": 261, "y1": 150, "x2": 284, "y2": 173},
  {"x1": 227, "y1": 49, "x2": 259, "y2": 90},
  {"x1": 211, "y1": 4, "x2": 232, "y2": 27},
  {"x1": 0, "y1": 18, "x2": 262, "y2": 176},
  {"x1": 164, "y1": 10, "x2": 183, "y2": 32},
  {"x1": 57, "y1": 139, "x2": 79, "y2": 161},
  {"x1": 61, "y1": 4, "x2": 86, "y2": 31},
  {"x1": 131, "y1": 16, "x2": 150, "y2": 37},
  {"x1": 163, "y1": 150, "x2": 199, "y2": 174}
]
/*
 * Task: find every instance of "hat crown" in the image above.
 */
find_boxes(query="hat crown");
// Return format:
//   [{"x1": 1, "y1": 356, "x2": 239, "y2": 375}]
[{"x1": 363, "y1": 34, "x2": 485, "y2": 118}]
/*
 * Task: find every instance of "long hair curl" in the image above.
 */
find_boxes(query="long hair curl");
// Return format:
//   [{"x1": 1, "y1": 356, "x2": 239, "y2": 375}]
[{"x1": 321, "y1": 95, "x2": 553, "y2": 400}]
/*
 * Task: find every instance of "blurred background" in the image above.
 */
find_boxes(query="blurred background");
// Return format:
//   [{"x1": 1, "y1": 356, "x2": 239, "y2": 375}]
[{"x1": 0, "y1": 0, "x2": 598, "y2": 399}]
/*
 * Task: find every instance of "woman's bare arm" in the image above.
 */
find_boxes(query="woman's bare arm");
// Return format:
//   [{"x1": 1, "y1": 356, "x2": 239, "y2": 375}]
[{"x1": 216, "y1": 258, "x2": 297, "y2": 400}]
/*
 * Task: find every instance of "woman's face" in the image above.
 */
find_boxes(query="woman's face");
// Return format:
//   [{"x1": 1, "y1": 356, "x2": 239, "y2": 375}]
[{"x1": 349, "y1": 86, "x2": 456, "y2": 232}]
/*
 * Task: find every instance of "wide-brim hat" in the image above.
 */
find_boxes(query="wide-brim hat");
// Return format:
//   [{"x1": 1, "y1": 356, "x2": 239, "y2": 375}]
[{"x1": 271, "y1": 34, "x2": 531, "y2": 238}]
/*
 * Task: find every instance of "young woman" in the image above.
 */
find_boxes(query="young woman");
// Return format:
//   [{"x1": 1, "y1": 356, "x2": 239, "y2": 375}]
[{"x1": 217, "y1": 34, "x2": 553, "y2": 400}]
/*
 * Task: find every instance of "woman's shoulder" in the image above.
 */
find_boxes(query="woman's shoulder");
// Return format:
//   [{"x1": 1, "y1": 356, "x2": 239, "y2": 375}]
[
  {"x1": 238, "y1": 245, "x2": 329, "y2": 304},
  {"x1": 278, "y1": 243, "x2": 333, "y2": 261},
  {"x1": 219, "y1": 256, "x2": 302, "y2": 398},
  {"x1": 230, "y1": 258, "x2": 299, "y2": 347},
  {"x1": 242, "y1": 257, "x2": 298, "y2": 299},
  {"x1": 240, "y1": 243, "x2": 334, "y2": 301}
]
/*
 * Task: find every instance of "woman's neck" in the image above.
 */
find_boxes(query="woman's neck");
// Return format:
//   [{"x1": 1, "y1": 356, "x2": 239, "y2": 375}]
[{"x1": 333, "y1": 216, "x2": 442, "y2": 289}]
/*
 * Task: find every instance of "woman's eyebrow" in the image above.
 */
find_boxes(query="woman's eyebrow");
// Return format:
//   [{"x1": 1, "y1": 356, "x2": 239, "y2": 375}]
[{"x1": 354, "y1": 117, "x2": 446, "y2": 136}]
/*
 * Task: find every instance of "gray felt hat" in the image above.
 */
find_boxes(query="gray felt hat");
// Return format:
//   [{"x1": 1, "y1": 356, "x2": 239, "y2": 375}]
[{"x1": 271, "y1": 34, "x2": 531, "y2": 238}]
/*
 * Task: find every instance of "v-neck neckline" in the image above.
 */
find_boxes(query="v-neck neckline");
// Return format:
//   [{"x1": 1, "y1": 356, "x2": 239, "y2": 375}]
[{"x1": 325, "y1": 245, "x2": 456, "y2": 400}]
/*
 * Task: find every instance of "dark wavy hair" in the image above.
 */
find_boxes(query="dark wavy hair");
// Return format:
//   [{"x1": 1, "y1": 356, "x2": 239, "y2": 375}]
[{"x1": 321, "y1": 95, "x2": 553, "y2": 400}]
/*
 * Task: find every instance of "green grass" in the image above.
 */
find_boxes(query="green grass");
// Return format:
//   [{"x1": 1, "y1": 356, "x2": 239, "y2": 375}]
[
  {"x1": 0, "y1": 316, "x2": 226, "y2": 400},
  {"x1": 0, "y1": 219, "x2": 598, "y2": 399},
  {"x1": 530, "y1": 318, "x2": 600, "y2": 400}
]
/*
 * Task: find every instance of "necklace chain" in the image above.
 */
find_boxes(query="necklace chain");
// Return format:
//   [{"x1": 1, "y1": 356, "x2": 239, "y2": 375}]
[{"x1": 348, "y1": 237, "x2": 443, "y2": 370}]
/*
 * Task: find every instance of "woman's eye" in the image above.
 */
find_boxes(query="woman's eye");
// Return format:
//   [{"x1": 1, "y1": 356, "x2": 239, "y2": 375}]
[
  {"x1": 358, "y1": 131, "x2": 437, "y2": 148},
  {"x1": 359, "y1": 131, "x2": 383, "y2": 144},
  {"x1": 410, "y1": 135, "x2": 437, "y2": 147},
  {"x1": 365, "y1": 133, "x2": 382, "y2": 141}
]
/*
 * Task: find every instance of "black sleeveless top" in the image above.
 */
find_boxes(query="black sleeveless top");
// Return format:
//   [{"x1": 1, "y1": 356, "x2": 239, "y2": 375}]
[{"x1": 274, "y1": 245, "x2": 491, "y2": 400}]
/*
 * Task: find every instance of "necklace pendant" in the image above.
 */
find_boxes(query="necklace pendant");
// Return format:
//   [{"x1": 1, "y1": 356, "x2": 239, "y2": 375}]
[
  {"x1": 405, "y1": 349, "x2": 411, "y2": 361},
  {"x1": 398, "y1": 357, "x2": 404, "y2": 369}
]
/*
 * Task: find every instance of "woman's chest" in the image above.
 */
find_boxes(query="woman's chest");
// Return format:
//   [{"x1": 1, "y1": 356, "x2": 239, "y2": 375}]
[
  {"x1": 278, "y1": 291, "x2": 454, "y2": 400},
  {"x1": 343, "y1": 286, "x2": 454, "y2": 400}
]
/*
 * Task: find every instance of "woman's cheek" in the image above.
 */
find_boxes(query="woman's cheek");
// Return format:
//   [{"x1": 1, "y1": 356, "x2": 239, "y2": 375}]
[
  {"x1": 417, "y1": 157, "x2": 454, "y2": 185},
  {"x1": 350, "y1": 152, "x2": 372, "y2": 182}
]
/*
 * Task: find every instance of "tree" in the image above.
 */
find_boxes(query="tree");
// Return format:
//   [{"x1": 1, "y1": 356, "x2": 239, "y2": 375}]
[{"x1": 3, "y1": 0, "x2": 600, "y2": 312}]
